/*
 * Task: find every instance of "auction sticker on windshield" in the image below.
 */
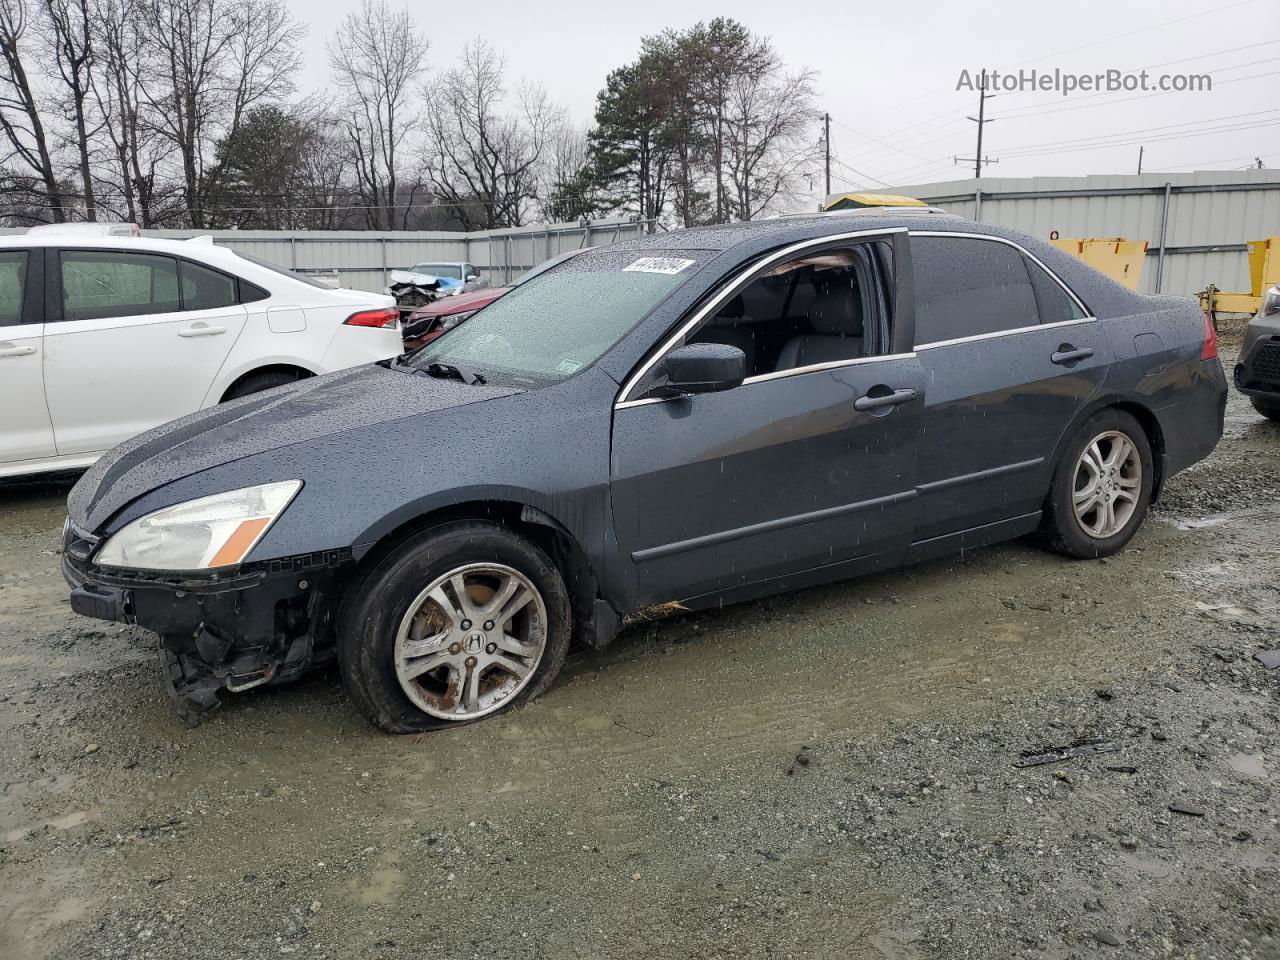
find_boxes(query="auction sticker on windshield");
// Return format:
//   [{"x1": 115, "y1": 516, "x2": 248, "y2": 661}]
[{"x1": 623, "y1": 257, "x2": 696, "y2": 275}]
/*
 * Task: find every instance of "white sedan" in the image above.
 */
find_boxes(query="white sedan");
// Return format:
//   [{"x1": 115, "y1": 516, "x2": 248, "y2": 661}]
[{"x1": 0, "y1": 230, "x2": 402, "y2": 478}]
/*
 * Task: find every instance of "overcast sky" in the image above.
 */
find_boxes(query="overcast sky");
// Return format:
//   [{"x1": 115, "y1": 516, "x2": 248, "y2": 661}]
[{"x1": 290, "y1": 0, "x2": 1279, "y2": 203}]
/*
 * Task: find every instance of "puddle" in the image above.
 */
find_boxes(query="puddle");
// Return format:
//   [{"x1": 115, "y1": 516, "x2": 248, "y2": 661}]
[
  {"x1": 1226, "y1": 752, "x2": 1267, "y2": 778},
  {"x1": 348, "y1": 866, "x2": 405, "y2": 906},
  {"x1": 3, "y1": 807, "x2": 100, "y2": 843}
]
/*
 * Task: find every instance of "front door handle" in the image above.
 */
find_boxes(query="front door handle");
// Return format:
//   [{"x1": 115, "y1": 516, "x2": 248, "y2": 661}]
[
  {"x1": 178, "y1": 324, "x2": 227, "y2": 338},
  {"x1": 0, "y1": 345, "x2": 37, "y2": 358},
  {"x1": 1051, "y1": 344, "x2": 1094, "y2": 365},
  {"x1": 854, "y1": 387, "x2": 918, "y2": 412}
]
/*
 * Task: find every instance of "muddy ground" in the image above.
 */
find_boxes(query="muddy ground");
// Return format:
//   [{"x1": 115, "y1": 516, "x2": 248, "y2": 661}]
[{"x1": 1, "y1": 338, "x2": 1276, "y2": 960}]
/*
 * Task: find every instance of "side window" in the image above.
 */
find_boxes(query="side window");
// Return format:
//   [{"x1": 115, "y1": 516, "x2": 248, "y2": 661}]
[
  {"x1": 912, "y1": 236, "x2": 1039, "y2": 345},
  {"x1": 179, "y1": 260, "x2": 237, "y2": 310},
  {"x1": 1023, "y1": 255, "x2": 1087, "y2": 323},
  {"x1": 60, "y1": 251, "x2": 180, "y2": 321},
  {"x1": 687, "y1": 245, "x2": 887, "y2": 379},
  {"x1": 0, "y1": 251, "x2": 28, "y2": 327}
]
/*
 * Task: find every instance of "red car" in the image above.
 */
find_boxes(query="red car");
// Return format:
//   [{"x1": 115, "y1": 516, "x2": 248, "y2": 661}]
[{"x1": 401, "y1": 246, "x2": 592, "y2": 350}]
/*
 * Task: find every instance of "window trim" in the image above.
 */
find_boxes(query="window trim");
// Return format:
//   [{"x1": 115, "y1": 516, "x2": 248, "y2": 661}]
[
  {"x1": 616, "y1": 227, "x2": 910, "y2": 409},
  {"x1": 47, "y1": 247, "x2": 253, "y2": 323},
  {"x1": 906, "y1": 231, "x2": 1095, "y2": 349}
]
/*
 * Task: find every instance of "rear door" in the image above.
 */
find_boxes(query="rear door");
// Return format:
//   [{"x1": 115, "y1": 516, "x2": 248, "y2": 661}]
[
  {"x1": 610, "y1": 232, "x2": 923, "y2": 606},
  {"x1": 910, "y1": 232, "x2": 1108, "y2": 542},
  {"x1": 42, "y1": 248, "x2": 248, "y2": 455},
  {"x1": 0, "y1": 248, "x2": 56, "y2": 466}
]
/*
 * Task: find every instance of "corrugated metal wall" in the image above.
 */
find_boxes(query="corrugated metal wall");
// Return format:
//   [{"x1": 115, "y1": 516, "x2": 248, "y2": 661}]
[
  {"x1": 892, "y1": 170, "x2": 1280, "y2": 299},
  {"x1": 0, "y1": 219, "x2": 652, "y2": 293}
]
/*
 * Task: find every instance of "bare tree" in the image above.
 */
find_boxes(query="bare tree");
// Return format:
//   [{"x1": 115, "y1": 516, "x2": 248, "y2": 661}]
[
  {"x1": 328, "y1": 0, "x2": 426, "y2": 230},
  {"x1": 41, "y1": 0, "x2": 97, "y2": 219},
  {"x1": 538, "y1": 123, "x2": 592, "y2": 222},
  {"x1": 723, "y1": 58, "x2": 819, "y2": 221},
  {"x1": 0, "y1": 0, "x2": 66, "y2": 220},
  {"x1": 138, "y1": 0, "x2": 301, "y2": 227},
  {"x1": 423, "y1": 39, "x2": 560, "y2": 230},
  {"x1": 88, "y1": 0, "x2": 160, "y2": 224}
]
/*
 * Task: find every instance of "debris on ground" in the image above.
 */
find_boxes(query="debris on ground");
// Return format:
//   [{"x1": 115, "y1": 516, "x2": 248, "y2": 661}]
[
  {"x1": 1012, "y1": 739, "x2": 1118, "y2": 768},
  {"x1": 1253, "y1": 649, "x2": 1280, "y2": 669}
]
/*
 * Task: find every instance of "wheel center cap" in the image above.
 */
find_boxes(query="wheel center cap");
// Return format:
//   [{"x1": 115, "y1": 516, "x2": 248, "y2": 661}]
[{"x1": 464, "y1": 633, "x2": 485, "y2": 653}]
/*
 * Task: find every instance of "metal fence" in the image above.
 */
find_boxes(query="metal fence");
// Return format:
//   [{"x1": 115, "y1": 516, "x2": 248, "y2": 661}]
[
  {"x1": 891, "y1": 170, "x2": 1280, "y2": 299},
  {"x1": 1, "y1": 218, "x2": 654, "y2": 293}
]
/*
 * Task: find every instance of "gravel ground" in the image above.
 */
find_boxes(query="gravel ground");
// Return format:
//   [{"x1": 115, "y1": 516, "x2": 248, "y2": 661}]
[{"x1": 1, "y1": 341, "x2": 1276, "y2": 960}]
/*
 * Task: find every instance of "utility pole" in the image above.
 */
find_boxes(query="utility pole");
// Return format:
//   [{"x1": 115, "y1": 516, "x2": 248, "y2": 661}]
[
  {"x1": 1137, "y1": 145, "x2": 1144, "y2": 175},
  {"x1": 955, "y1": 85, "x2": 997, "y2": 178},
  {"x1": 824, "y1": 112, "x2": 831, "y2": 197}
]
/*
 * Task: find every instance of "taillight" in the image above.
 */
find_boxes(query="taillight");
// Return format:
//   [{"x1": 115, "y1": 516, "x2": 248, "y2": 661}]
[
  {"x1": 1201, "y1": 310, "x2": 1218, "y2": 360},
  {"x1": 345, "y1": 307, "x2": 399, "y2": 328}
]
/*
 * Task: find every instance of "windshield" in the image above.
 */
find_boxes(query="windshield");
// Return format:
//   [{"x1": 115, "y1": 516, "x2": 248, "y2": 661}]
[
  {"x1": 511, "y1": 246, "x2": 592, "y2": 286},
  {"x1": 409, "y1": 249, "x2": 706, "y2": 386},
  {"x1": 233, "y1": 250, "x2": 330, "y2": 289},
  {"x1": 411, "y1": 263, "x2": 463, "y2": 280}
]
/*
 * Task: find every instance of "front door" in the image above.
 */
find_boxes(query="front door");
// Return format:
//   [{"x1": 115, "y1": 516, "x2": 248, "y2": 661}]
[
  {"x1": 42, "y1": 249, "x2": 248, "y2": 456},
  {"x1": 0, "y1": 249, "x2": 56, "y2": 467},
  {"x1": 610, "y1": 234, "x2": 922, "y2": 607}
]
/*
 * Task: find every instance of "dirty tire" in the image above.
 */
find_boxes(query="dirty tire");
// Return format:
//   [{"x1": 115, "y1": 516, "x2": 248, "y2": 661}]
[
  {"x1": 1251, "y1": 397, "x2": 1280, "y2": 422},
  {"x1": 222, "y1": 369, "x2": 304, "y2": 401},
  {"x1": 338, "y1": 520, "x2": 571, "y2": 734},
  {"x1": 1043, "y1": 408, "x2": 1154, "y2": 559}
]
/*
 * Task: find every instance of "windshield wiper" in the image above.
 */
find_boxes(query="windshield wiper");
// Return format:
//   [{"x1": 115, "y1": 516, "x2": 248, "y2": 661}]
[{"x1": 417, "y1": 361, "x2": 486, "y2": 385}]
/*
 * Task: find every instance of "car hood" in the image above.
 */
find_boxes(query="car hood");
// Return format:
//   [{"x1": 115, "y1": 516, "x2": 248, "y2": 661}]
[
  {"x1": 68, "y1": 364, "x2": 520, "y2": 532},
  {"x1": 409, "y1": 286, "x2": 509, "y2": 319}
]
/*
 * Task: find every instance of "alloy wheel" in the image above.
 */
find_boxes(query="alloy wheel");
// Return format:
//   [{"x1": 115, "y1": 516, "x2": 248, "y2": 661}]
[
  {"x1": 393, "y1": 563, "x2": 547, "y2": 720},
  {"x1": 1072, "y1": 430, "x2": 1142, "y2": 539}
]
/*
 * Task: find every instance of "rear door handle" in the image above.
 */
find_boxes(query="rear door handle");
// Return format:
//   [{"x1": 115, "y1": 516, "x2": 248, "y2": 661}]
[
  {"x1": 178, "y1": 324, "x2": 226, "y2": 338},
  {"x1": 1051, "y1": 345, "x2": 1094, "y2": 365},
  {"x1": 0, "y1": 345, "x2": 37, "y2": 358},
  {"x1": 854, "y1": 387, "x2": 918, "y2": 412}
]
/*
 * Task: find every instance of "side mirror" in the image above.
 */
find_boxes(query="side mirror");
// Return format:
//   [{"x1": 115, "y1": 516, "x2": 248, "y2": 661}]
[
  {"x1": 663, "y1": 343, "x2": 746, "y2": 394},
  {"x1": 466, "y1": 272, "x2": 481, "y2": 282}
]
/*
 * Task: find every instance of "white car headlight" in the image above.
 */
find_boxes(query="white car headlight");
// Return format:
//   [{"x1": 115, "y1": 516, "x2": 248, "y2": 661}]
[{"x1": 95, "y1": 480, "x2": 302, "y2": 571}]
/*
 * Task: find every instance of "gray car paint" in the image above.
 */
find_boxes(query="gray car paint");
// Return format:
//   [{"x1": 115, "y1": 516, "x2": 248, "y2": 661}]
[
  {"x1": 1234, "y1": 299, "x2": 1280, "y2": 405},
  {"x1": 64, "y1": 212, "x2": 1226, "y2": 654}
]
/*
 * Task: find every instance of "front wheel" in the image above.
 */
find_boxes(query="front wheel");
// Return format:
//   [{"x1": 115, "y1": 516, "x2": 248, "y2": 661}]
[
  {"x1": 1043, "y1": 409, "x2": 1154, "y2": 559},
  {"x1": 338, "y1": 521, "x2": 572, "y2": 733}
]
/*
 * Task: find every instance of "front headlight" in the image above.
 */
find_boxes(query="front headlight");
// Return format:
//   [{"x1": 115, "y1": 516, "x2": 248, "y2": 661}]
[
  {"x1": 1262, "y1": 285, "x2": 1280, "y2": 318},
  {"x1": 437, "y1": 310, "x2": 476, "y2": 332},
  {"x1": 95, "y1": 480, "x2": 302, "y2": 571}
]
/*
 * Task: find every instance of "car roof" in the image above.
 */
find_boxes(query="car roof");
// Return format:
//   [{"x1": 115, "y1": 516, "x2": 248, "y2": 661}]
[
  {"x1": 603, "y1": 209, "x2": 975, "y2": 254},
  {"x1": 0, "y1": 232, "x2": 244, "y2": 260}
]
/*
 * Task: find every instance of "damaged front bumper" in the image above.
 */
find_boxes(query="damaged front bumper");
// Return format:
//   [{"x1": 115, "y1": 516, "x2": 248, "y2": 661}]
[{"x1": 62, "y1": 521, "x2": 352, "y2": 725}]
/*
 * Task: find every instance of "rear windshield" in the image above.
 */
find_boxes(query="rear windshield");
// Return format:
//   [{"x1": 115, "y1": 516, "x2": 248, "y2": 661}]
[
  {"x1": 232, "y1": 250, "x2": 330, "y2": 289},
  {"x1": 410, "y1": 249, "x2": 707, "y2": 386}
]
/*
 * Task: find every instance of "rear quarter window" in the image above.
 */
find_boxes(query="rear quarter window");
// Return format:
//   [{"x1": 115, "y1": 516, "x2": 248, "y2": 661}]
[
  {"x1": 1022, "y1": 255, "x2": 1087, "y2": 323},
  {"x1": 912, "y1": 236, "x2": 1039, "y2": 345}
]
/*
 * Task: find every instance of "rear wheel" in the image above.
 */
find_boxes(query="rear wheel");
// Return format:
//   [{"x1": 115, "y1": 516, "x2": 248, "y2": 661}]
[
  {"x1": 338, "y1": 520, "x2": 572, "y2": 733},
  {"x1": 222, "y1": 369, "x2": 306, "y2": 401},
  {"x1": 1251, "y1": 397, "x2": 1280, "y2": 422},
  {"x1": 1043, "y1": 409, "x2": 1154, "y2": 558}
]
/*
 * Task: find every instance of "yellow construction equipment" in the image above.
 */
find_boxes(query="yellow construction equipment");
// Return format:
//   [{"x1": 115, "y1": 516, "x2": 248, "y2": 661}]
[
  {"x1": 822, "y1": 193, "x2": 927, "y2": 211},
  {"x1": 1199, "y1": 237, "x2": 1280, "y2": 322},
  {"x1": 1049, "y1": 237, "x2": 1148, "y2": 291}
]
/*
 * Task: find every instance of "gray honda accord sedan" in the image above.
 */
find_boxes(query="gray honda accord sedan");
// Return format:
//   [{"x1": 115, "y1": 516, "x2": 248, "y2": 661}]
[{"x1": 62, "y1": 211, "x2": 1227, "y2": 731}]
